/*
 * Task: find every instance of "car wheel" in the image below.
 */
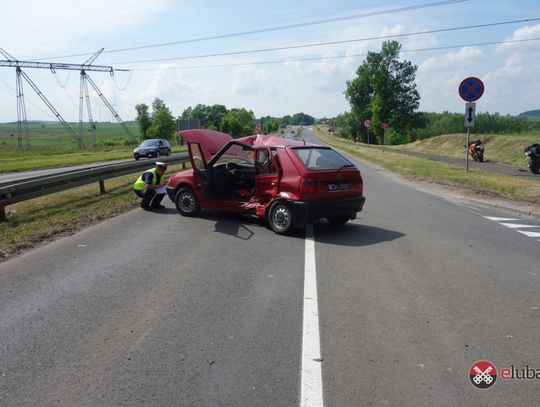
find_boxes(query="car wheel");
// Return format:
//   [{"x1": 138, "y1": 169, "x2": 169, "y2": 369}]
[
  {"x1": 134, "y1": 155, "x2": 139, "y2": 161},
  {"x1": 327, "y1": 215, "x2": 350, "y2": 225},
  {"x1": 175, "y1": 187, "x2": 201, "y2": 217},
  {"x1": 156, "y1": 151, "x2": 160, "y2": 158},
  {"x1": 167, "y1": 149, "x2": 171, "y2": 156},
  {"x1": 268, "y1": 201, "x2": 294, "y2": 235}
]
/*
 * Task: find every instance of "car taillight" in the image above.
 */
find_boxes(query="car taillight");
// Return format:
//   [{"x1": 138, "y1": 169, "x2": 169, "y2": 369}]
[{"x1": 302, "y1": 177, "x2": 318, "y2": 193}]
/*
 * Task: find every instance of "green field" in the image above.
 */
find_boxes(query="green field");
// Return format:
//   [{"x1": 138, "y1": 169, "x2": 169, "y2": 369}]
[
  {"x1": 0, "y1": 122, "x2": 186, "y2": 172},
  {"x1": 0, "y1": 121, "x2": 142, "y2": 147}
]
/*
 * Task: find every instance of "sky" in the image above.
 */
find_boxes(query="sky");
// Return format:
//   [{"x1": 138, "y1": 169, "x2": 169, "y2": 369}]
[{"x1": 0, "y1": 0, "x2": 539, "y2": 123}]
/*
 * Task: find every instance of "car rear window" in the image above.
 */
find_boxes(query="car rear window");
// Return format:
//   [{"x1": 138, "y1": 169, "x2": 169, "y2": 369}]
[
  {"x1": 140, "y1": 140, "x2": 158, "y2": 147},
  {"x1": 292, "y1": 147, "x2": 354, "y2": 170}
]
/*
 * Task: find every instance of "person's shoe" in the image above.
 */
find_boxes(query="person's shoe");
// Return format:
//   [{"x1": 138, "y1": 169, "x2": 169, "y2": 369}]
[
  {"x1": 141, "y1": 204, "x2": 151, "y2": 211},
  {"x1": 151, "y1": 204, "x2": 165, "y2": 209}
]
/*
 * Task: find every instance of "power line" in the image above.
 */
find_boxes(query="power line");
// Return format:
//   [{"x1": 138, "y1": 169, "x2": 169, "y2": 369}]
[
  {"x1": 130, "y1": 37, "x2": 540, "y2": 71},
  {"x1": 110, "y1": 17, "x2": 540, "y2": 66},
  {"x1": 36, "y1": 0, "x2": 468, "y2": 60}
]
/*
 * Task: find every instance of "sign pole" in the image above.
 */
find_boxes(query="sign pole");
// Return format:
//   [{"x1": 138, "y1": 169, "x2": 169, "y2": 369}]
[
  {"x1": 458, "y1": 77, "x2": 484, "y2": 172},
  {"x1": 466, "y1": 127, "x2": 471, "y2": 171},
  {"x1": 382, "y1": 127, "x2": 386, "y2": 152}
]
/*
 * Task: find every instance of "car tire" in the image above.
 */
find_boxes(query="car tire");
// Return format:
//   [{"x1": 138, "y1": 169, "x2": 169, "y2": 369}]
[
  {"x1": 166, "y1": 149, "x2": 171, "y2": 156},
  {"x1": 268, "y1": 201, "x2": 294, "y2": 235},
  {"x1": 327, "y1": 215, "x2": 350, "y2": 225},
  {"x1": 175, "y1": 187, "x2": 201, "y2": 217},
  {"x1": 134, "y1": 156, "x2": 139, "y2": 161}
]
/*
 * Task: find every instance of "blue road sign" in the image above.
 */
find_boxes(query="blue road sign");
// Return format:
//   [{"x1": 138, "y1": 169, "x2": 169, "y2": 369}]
[{"x1": 459, "y1": 77, "x2": 485, "y2": 102}]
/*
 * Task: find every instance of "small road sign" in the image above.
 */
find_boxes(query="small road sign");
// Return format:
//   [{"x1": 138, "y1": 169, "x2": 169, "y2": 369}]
[
  {"x1": 380, "y1": 123, "x2": 390, "y2": 129},
  {"x1": 364, "y1": 120, "x2": 372, "y2": 128},
  {"x1": 465, "y1": 102, "x2": 476, "y2": 128},
  {"x1": 459, "y1": 77, "x2": 484, "y2": 102},
  {"x1": 255, "y1": 122, "x2": 262, "y2": 132}
]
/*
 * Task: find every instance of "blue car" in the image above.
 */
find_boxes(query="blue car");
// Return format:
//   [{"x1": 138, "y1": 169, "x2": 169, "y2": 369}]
[{"x1": 133, "y1": 139, "x2": 171, "y2": 160}]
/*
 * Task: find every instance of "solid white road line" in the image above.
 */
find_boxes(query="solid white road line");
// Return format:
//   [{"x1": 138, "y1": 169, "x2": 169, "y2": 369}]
[
  {"x1": 301, "y1": 224, "x2": 324, "y2": 407},
  {"x1": 499, "y1": 223, "x2": 540, "y2": 229}
]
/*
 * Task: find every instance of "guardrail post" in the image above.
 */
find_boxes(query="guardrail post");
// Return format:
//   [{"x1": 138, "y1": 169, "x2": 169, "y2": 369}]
[
  {"x1": 0, "y1": 206, "x2": 6, "y2": 222},
  {"x1": 182, "y1": 162, "x2": 186, "y2": 169},
  {"x1": 99, "y1": 180, "x2": 106, "y2": 194}
]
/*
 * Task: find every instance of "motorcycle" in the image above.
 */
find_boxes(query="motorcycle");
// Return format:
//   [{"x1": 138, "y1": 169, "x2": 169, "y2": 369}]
[
  {"x1": 468, "y1": 140, "x2": 484, "y2": 162},
  {"x1": 524, "y1": 143, "x2": 540, "y2": 174}
]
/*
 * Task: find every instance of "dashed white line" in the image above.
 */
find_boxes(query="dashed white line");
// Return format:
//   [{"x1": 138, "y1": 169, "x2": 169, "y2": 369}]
[
  {"x1": 483, "y1": 216, "x2": 520, "y2": 221},
  {"x1": 517, "y1": 231, "x2": 540, "y2": 238},
  {"x1": 301, "y1": 224, "x2": 324, "y2": 407},
  {"x1": 483, "y1": 216, "x2": 540, "y2": 243},
  {"x1": 499, "y1": 223, "x2": 540, "y2": 229}
]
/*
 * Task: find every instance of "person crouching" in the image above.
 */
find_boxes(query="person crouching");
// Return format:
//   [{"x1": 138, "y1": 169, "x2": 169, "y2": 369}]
[{"x1": 133, "y1": 161, "x2": 168, "y2": 210}]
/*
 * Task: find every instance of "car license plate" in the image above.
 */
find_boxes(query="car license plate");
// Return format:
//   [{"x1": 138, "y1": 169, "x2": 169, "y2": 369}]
[{"x1": 328, "y1": 183, "x2": 350, "y2": 192}]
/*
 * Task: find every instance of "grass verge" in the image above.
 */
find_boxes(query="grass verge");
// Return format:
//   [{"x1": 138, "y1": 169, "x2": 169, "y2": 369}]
[
  {"x1": 0, "y1": 163, "x2": 188, "y2": 261},
  {"x1": 315, "y1": 127, "x2": 540, "y2": 204},
  {"x1": 398, "y1": 133, "x2": 539, "y2": 166}
]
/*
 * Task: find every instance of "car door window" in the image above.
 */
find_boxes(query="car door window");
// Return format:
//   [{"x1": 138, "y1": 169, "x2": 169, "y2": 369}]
[
  {"x1": 189, "y1": 143, "x2": 205, "y2": 169},
  {"x1": 256, "y1": 149, "x2": 277, "y2": 175}
]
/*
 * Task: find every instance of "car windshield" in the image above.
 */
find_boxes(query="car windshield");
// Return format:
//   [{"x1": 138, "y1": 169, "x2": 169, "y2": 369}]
[
  {"x1": 214, "y1": 144, "x2": 254, "y2": 166},
  {"x1": 292, "y1": 147, "x2": 354, "y2": 170},
  {"x1": 140, "y1": 140, "x2": 158, "y2": 147}
]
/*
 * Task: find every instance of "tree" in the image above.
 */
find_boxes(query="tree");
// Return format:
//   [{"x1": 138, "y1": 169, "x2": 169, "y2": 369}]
[
  {"x1": 262, "y1": 118, "x2": 280, "y2": 134},
  {"x1": 291, "y1": 112, "x2": 315, "y2": 125},
  {"x1": 346, "y1": 41, "x2": 420, "y2": 144},
  {"x1": 147, "y1": 98, "x2": 176, "y2": 140},
  {"x1": 180, "y1": 106, "x2": 193, "y2": 120},
  {"x1": 135, "y1": 103, "x2": 152, "y2": 140},
  {"x1": 220, "y1": 108, "x2": 255, "y2": 138},
  {"x1": 208, "y1": 104, "x2": 228, "y2": 129},
  {"x1": 151, "y1": 98, "x2": 168, "y2": 118}
]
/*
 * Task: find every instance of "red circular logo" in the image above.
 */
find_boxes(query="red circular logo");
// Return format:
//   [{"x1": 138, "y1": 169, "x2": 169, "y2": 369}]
[{"x1": 469, "y1": 360, "x2": 497, "y2": 389}]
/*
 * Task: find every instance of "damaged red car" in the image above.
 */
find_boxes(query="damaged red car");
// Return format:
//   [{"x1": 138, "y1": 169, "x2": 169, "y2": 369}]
[{"x1": 166, "y1": 129, "x2": 365, "y2": 234}]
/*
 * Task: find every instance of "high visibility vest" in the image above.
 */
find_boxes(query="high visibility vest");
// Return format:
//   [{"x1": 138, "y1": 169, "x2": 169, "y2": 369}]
[{"x1": 133, "y1": 168, "x2": 159, "y2": 191}]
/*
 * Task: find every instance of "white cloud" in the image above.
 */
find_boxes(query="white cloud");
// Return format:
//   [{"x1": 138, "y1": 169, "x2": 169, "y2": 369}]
[
  {"x1": 0, "y1": 0, "x2": 173, "y2": 57},
  {"x1": 231, "y1": 66, "x2": 272, "y2": 95}
]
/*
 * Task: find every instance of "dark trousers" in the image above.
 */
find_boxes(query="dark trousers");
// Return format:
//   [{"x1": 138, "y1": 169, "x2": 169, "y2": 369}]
[{"x1": 134, "y1": 188, "x2": 165, "y2": 208}]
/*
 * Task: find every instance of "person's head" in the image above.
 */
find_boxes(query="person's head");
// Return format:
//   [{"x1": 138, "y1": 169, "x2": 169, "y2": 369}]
[{"x1": 155, "y1": 161, "x2": 168, "y2": 175}]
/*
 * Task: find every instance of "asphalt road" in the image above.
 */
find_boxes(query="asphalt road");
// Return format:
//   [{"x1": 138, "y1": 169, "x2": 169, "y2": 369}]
[{"x1": 1, "y1": 128, "x2": 539, "y2": 406}]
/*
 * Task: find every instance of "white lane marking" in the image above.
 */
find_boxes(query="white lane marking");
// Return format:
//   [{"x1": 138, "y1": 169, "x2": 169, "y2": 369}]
[
  {"x1": 483, "y1": 216, "x2": 520, "y2": 221},
  {"x1": 499, "y1": 223, "x2": 540, "y2": 229},
  {"x1": 301, "y1": 224, "x2": 324, "y2": 407},
  {"x1": 517, "y1": 231, "x2": 540, "y2": 238}
]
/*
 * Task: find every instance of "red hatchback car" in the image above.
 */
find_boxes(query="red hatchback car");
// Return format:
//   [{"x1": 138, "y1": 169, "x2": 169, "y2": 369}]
[{"x1": 166, "y1": 129, "x2": 365, "y2": 234}]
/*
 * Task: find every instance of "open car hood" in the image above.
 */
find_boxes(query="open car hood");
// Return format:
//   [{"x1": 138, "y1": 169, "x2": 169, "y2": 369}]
[{"x1": 179, "y1": 129, "x2": 233, "y2": 162}]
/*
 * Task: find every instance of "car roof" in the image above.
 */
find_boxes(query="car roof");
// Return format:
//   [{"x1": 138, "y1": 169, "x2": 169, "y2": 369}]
[
  {"x1": 237, "y1": 134, "x2": 309, "y2": 148},
  {"x1": 179, "y1": 129, "x2": 318, "y2": 162}
]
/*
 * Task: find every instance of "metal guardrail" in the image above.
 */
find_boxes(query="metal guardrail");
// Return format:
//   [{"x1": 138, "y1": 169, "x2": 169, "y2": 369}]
[{"x1": 0, "y1": 153, "x2": 190, "y2": 221}]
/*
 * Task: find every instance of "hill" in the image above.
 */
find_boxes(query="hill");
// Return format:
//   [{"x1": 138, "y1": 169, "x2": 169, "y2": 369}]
[
  {"x1": 398, "y1": 133, "x2": 539, "y2": 166},
  {"x1": 517, "y1": 110, "x2": 540, "y2": 121}
]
